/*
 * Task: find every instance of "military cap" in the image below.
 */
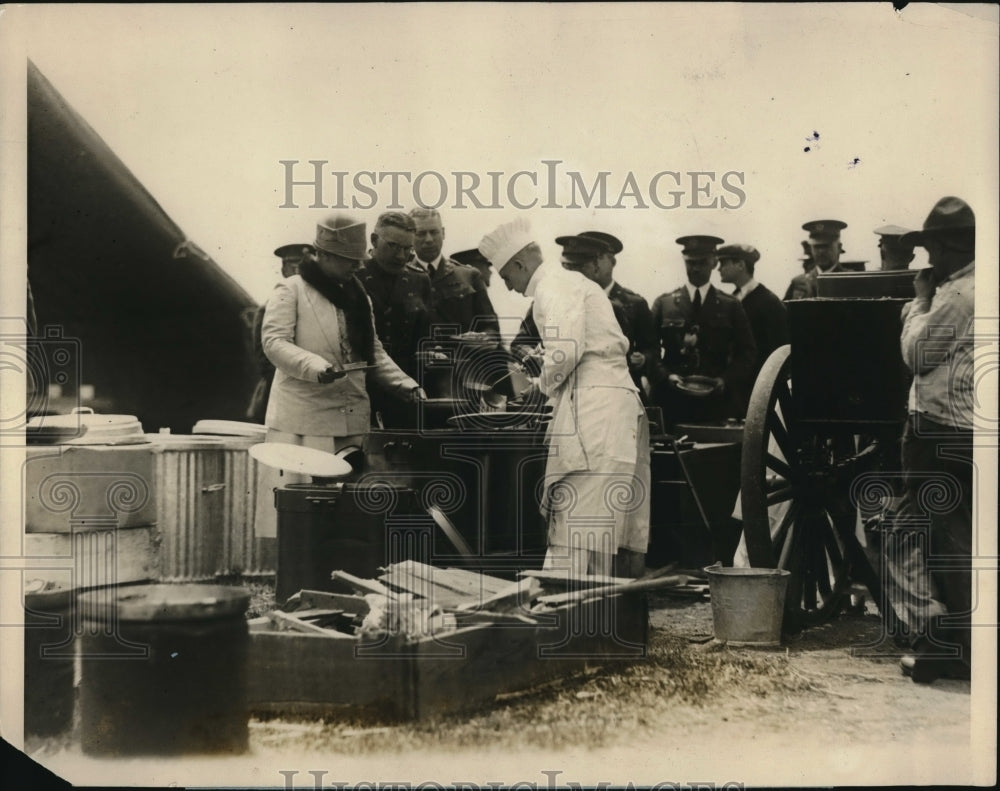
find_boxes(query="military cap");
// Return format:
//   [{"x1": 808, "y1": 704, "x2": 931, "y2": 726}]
[
  {"x1": 273, "y1": 243, "x2": 315, "y2": 259},
  {"x1": 315, "y1": 215, "x2": 368, "y2": 261},
  {"x1": 554, "y1": 232, "x2": 619, "y2": 259},
  {"x1": 716, "y1": 244, "x2": 760, "y2": 266},
  {"x1": 451, "y1": 248, "x2": 492, "y2": 269},
  {"x1": 802, "y1": 219, "x2": 847, "y2": 241},
  {"x1": 873, "y1": 224, "x2": 913, "y2": 238},
  {"x1": 580, "y1": 231, "x2": 623, "y2": 254},
  {"x1": 675, "y1": 235, "x2": 724, "y2": 258},
  {"x1": 901, "y1": 196, "x2": 975, "y2": 247}
]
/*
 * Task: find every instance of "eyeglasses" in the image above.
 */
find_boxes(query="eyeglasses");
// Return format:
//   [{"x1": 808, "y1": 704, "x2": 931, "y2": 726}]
[{"x1": 382, "y1": 240, "x2": 414, "y2": 255}]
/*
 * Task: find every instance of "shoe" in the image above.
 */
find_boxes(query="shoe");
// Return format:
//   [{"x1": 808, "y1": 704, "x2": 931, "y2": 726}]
[{"x1": 900, "y1": 654, "x2": 971, "y2": 683}]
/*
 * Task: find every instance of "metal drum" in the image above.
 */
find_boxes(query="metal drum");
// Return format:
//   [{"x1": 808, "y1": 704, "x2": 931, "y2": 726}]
[
  {"x1": 274, "y1": 482, "x2": 426, "y2": 603},
  {"x1": 23, "y1": 583, "x2": 75, "y2": 737},
  {"x1": 78, "y1": 583, "x2": 250, "y2": 756},
  {"x1": 147, "y1": 434, "x2": 227, "y2": 579}
]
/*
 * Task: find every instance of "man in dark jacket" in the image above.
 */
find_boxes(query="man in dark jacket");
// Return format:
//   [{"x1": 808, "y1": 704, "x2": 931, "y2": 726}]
[
  {"x1": 716, "y1": 243, "x2": 789, "y2": 393},
  {"x1": 554, "y1": 231, "x2": 658, "y2": 399},
  {"x1": 650, "y1": 235, "x2": 756, "y2": 427},
  {"x1": 785, "y1": 219, "x2": 847, "y2": 299},
  {"x1": 409, "y1": 208, "x2": 500, "y2": 339},
  {"x1": 358, "y1": 212, "x2": 432, "y2": 426}
]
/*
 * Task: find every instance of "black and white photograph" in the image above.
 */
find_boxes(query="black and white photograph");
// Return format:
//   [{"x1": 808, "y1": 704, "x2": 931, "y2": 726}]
[{"x1": 1, "y1": 3, "x2": 997, "y2": 788}]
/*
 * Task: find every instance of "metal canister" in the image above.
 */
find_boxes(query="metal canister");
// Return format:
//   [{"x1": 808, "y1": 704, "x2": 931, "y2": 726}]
[
  {"x1": 78, "y1": 583, "x2": 250, "y2": 756},
  {"x1": 24, "y1": 583, "x2": 75, "y2": 737}
]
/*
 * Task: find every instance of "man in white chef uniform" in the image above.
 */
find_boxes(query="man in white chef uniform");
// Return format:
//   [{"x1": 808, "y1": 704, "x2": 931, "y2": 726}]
[{"x1": 479, "y1": 218, "x2": 651, "y2": 578}]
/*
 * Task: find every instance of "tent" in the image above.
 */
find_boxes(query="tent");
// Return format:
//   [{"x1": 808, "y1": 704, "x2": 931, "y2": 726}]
[{"x1": 27, "y1": 61, "x2": 259, "y2": 433}]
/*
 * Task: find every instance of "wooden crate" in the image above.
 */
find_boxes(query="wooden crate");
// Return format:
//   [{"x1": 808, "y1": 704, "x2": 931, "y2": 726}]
[{"x1": 246, "y1": 591, "x2": 647, "y2": 720}]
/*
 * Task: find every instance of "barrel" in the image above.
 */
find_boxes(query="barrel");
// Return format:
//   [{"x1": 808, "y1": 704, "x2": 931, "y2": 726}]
[
  {"x1": 78, "y1": 583, "x2": 250, "y2": 756},
  {"x1": 24, "y1": 584, "x2": 75, "y2": 737},
  {"x1": 274, "y1": 482, "x2": 424, "y2": 604}
]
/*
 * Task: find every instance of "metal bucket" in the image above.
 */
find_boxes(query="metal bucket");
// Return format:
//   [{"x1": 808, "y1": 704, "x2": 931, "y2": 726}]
[
  {"x1": 704, "y1": 565, "x2": 790, "y2": 647},
  {"x1": 78, "y1": 583, "x2": 250, "y2": 756}
]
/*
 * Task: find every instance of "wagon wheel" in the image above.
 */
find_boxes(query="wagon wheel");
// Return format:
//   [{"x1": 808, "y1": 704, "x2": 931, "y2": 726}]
[{"x1": 741, "y1": 345, "x2": 884, "y2": 630}]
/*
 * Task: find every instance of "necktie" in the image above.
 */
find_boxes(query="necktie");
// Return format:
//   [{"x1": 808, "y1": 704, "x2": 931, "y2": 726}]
[{"x1": 692, "y1": 289, "x2": 702, "y2": 312}]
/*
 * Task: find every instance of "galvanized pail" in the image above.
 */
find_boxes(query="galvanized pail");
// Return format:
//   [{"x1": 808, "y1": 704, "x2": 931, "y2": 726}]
[{"x1": 704, "y1": 565, "x2": 790, "y2": 647}]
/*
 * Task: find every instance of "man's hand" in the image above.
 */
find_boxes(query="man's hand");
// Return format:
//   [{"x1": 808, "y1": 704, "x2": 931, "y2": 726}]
[
  {"x1": 318, "y1": 366, "x2": 347, "y2": 383},
  {"x1": 628, "y1": 351, "x2": 646, "y2": 369},
  {"x1": 711, "y1": 377, "x2": 725, "y2": 394},
  {"x1": 408, "y1": 387, "x2": 428, "y2": 403},
  {"x1": 667, "y1": 374, "x2": 683, "y2": 390},
  {"x1": 913, "y1": 268, "x2": 937, "y2": 301}
]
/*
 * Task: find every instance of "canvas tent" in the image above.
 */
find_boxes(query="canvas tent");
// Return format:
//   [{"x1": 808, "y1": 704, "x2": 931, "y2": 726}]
[{"x1": 27, "y1": 61, "x2": 259, "y2": 433}]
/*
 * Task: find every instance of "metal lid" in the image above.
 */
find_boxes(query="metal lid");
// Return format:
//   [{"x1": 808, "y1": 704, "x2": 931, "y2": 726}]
[
  {"x1": 250, "y1": 442, "x2": 353, "y2": 477},
  {"x1": 79, "y1": 584, "x2": 250, "y2": 622},
  {"x1": 192, "y1": 420, "x2": 268, "y2": 438},
  {"x1": 28, "y1": 408, "x2": 148, "y2": 445}
]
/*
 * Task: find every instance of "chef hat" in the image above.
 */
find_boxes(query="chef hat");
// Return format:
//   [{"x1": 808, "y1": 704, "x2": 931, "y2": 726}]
[{"x1": 478, "y1": 217, "x2": 534, "y2": 270}]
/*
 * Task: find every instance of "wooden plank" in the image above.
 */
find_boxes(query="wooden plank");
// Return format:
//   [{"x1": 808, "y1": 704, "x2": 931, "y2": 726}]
[
  {"x1": 455, "y1": 578, "x2": 542, "y2": 613},
  {"x1": 536, "y1": 574, "x2": 687, "y2": 606},
  {"x1": 246, "y1": 625, "x2": 414, "y2": 719},
  {"x1": 331, "y1": 570, "x2": 393, "y2": 597},
  {"x1": 518, "y1": 570, "x2": 636, "y2": 589},
  {"x1": 266, "y1": 610, "x2": 355, "y2": 638},
  {"x1": 379, "y1": 566, "x2": 469, "y2": 608},
  {"x1": 295, "y1": 590, "x2": 370, "y2": 615},
  {"x1": 386, "y1": 561, "x2": 510, "y2": 596}
]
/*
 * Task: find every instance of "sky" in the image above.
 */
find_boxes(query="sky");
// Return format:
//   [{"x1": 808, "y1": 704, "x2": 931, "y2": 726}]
[
  {"x1": 3, "y1": 3, "x2": 998, "y2": 335},
  {"x1": 1, "y1": 3, "x2": 998, "y2": 785}
]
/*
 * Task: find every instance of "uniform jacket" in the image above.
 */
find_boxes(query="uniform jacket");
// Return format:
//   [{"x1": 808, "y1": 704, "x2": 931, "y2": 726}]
[
  {"x1": 262, "y1": 275, "x2": 417, "y2": 437},
  {"x1": 425, "y1": 257, "x2": 501, "y2": 338},
  {"x1": 608, "y1": 281, "x2": 658, "y2": 389},
  {"x1": 649, "y1": 284, "x2": 757, "y2": 404},
  {"x1": 740, "y1": 282, "x2": 790, "y2": 380},
  {"x1": 357, "y1": 260, "x2": 432, "y2": 377}
]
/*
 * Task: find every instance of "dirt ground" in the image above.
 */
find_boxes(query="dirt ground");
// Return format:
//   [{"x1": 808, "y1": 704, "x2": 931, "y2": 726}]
[{"x1": 21, "y1": 581, "x2": 986, "y2": 788}]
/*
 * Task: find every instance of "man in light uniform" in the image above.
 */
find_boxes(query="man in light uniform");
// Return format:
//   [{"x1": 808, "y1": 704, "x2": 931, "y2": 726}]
[{"x1": 479, "y1": 218, "x2": 650, "y2": 578}]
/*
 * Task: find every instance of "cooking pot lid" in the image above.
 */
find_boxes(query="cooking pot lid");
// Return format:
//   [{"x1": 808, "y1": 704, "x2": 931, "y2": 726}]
[
  {"x1": 78, "y1": 583, "x2": 249, "y2": 622},
  {"x1": 250, "y1": 442, "x2": 353, "y2": 477},
  {"x1": 27, "y1": 408, "x2": 148, "y2": 444},
  {"x1": 193, "y1": 420, "x2": 268, "y2": 438}
]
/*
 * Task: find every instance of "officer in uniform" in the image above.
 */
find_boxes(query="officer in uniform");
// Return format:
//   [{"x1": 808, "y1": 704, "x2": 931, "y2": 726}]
[
  {"x1": 451, "y1": 248, "x2": 494, "y2": 288},
  {"x1": 874, "y1": 224, "x2": 917, "y2": 270},
  {"x1": 246, "y1": 243, "x2": 314, "y2": 422},
  {"x1": 357, "y1": 211, "x2": 432, "y2": 427},
  {"x1": 409, "y1": 208, "x2": 500, "y2": 339},
  {"x1": 785, "y1": 219, "x2": 847, "y2": 299},
  {"x1": 554, "y1": 231, "x2": 658, "y2": 399},
  {"x1": 650, "y1": 235, "x2": 756, "y2": 428}
]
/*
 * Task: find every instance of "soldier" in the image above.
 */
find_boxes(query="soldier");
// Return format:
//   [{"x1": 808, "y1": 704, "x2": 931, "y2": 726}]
[
  {"x1": 716, "y1": 243, "x2": 789, "y2": 389},
  {"x1": 650, "y1": 235, "x2": 756, "y2": 427},
  {"x1": 357, "y1": 211, "x2": 432, "y2": 427},
  {"x1": 554, "y1": 231, "x2": 657, "y2": 398},
  {"x1": 409, "y1": 208, "x2": 500, "y2": 339},
  {"x1": 874, "y1": 224, "x2": 917, "y2": 270},
  {"x1": 450, "y1": 248, "x2": 495, "y2": 288},
  {"x1": 785, "y1": 219, "x2": 848, "y2": 299},
  {"x1": 246, "y1": 243, "x2": 314, "y2": 422}
]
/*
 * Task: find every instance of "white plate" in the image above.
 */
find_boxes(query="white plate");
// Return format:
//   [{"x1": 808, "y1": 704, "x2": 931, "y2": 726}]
[{"x1": 249, "y1": 442, "x2": 353, "y2": 477}]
